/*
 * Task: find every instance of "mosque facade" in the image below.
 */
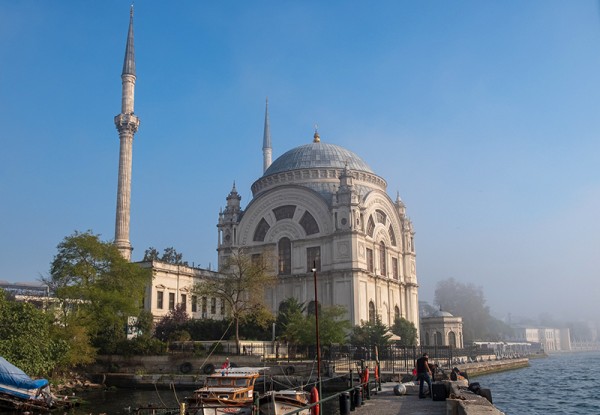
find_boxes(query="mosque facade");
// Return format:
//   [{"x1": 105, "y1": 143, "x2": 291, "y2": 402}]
[
  {"x1": 217, "y1": 103, "x2": 419, "y2": 330},
  {"x1": 113, "y1": 8, "x2": 421, "y2": 337}
]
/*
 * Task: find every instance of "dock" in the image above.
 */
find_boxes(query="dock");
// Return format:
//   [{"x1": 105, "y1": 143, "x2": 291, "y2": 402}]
[{"x1": 350, "y1": 381, "x2": 504, "y2": 415}]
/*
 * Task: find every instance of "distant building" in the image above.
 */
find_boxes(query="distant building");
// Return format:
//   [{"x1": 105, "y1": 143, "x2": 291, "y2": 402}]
[
  {"x1": 420, "y1": 309, "x2": 464, "y2": 348},
  {"x1": 511, "y1": 326, "x2": 571, "y2": 352},
  {"x1": 0, "y1": 280, "x2": 53, "y2": 310}
]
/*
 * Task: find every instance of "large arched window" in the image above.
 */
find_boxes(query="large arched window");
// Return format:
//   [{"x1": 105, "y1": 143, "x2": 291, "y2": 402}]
[
  {"x1": 448, "y1": 331, "x2": 457, "y2": 347},
  {"x1": 425, "y1": 332, "x2": 430, "y2": 346},
  {"x1": 278, "y1": 237, "x2": 291, "y2": 275},
  {"x1": 299, "y1": 211, "x2": 319, "y2": 235},
  {"x1": 368, "y1": 301, "x2": 376, "y2": 324},
  {"x1": 253, "y1": 218, "x2": 270, "y2": 242},
  {"x1": 388, "y1": 225, "x2": 396, "y2": 246},
  {"x1": 435, "y1": 331, "x2": 443, "y2": 346},
  {"x1": 379, "y1": 242, "x2": 387, "y2": 276},
  {"x1": 394, "y1": 306, "x2": 400, "y2": 321}
]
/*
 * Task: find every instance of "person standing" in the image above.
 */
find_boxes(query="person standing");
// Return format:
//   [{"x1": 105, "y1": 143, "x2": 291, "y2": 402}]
[
  {"x1": 416, "y1": 353, "x2": 432, "y2": 399},
  {"x1": 221, "y1": 357, "x2": 230, "y2": 376}
]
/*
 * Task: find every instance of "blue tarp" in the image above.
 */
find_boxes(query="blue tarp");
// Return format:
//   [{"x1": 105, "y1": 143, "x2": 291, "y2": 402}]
[{"x1": 0, "y1": 357, "x2": 48, "y2": 399}]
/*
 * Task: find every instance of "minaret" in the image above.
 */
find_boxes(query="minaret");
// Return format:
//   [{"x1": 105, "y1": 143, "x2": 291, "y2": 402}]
[
  {"x1": 114, "y1": 5, "x2": 140, "y2": 261},
  {"x1": 262, "y1": 98, "x2": 272, "y2": 173}
]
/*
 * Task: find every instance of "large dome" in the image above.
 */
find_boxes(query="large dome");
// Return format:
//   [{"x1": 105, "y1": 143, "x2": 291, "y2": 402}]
[{"x1": 263, "y1": 142, "x2": 373, "y2": 176}]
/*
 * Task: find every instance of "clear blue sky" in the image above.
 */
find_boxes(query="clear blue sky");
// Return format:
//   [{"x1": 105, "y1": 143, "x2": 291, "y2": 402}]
[{"x1": 1, "y1": 1, "x2": 599, "y2": 324}]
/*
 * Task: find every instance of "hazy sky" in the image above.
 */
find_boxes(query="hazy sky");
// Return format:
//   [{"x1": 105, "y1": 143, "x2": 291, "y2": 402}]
[{"x1": 1, "y1": 1, "x2": 599, "y2": 323}]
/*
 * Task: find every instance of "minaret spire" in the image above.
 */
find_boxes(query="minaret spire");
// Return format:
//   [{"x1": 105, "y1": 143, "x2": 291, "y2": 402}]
[
  {"x1": 114, "y1": 5, "x2": 140, "y2": 260},
  {"x1": 262, "y1": 97, "x2": 272, "y2": 173}
]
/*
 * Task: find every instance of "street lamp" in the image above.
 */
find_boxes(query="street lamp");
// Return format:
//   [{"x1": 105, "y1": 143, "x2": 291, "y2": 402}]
[{"x1": 312, "y1": 263, "x2": 322, "y2": 403}]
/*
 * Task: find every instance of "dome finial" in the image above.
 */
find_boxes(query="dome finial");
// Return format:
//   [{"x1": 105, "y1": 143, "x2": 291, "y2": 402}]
[{"x1": 313, "y1": 124, "x2": 320, "y2": 143}]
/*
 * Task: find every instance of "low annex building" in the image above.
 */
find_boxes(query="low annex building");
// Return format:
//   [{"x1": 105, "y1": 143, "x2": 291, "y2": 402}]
[{"x1": 420, "y1": 309, "x2": 464, "y2": 348}]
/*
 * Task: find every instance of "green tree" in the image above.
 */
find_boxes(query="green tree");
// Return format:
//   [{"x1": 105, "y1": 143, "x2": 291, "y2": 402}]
[
  {"x1": 193, "y1": 249, "x2": 276, "y2": 353},
  {"x1": 390, "y1": 317, "x2": 418, "y2": 346},
  {"x1": 349, "y1": 317, "x2": 392, "y2": 351},
  {"x1": 44, "y1": 231, "x2": 151, "y2": 354},
  {"x1": 282, "y1": 304, "x2": 350, "y2": 346},
  {"x1": 276, "y1": 298, "x2": 306, "y2": 341},
  {"x1": 0, "y1": 289, "x2": 68, "y2": 377}
]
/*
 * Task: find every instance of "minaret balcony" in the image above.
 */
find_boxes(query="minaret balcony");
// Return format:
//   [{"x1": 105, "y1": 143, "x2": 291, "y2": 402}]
[{"x1": 114, "y1": 113, "x2": 140, "y2": 133}]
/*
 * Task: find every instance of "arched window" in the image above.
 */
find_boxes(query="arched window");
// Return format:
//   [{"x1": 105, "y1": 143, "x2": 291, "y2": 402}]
[
  {"x1": 394, "y1": 306, "x2": 400, "y2": 321},
  {"x1": 278, "y1": 237, "x2": 291, "y2": 275},
  {"x1": 425, "y1": 332, "x2": 430, "y2": 346},
  {"x1": 368, "y1": 301, "x2": 376, "y2": 324},
  {"x1": 273, "y1": 205, "x2": 296, "y2": 220},
  {"x1": 388, "y1": 225, "x2": 396, "y2": 246},
  {"x1": 435, "y1": 331, "x2": 443, "y2": 346},
  {"x1": 366, "y1": 216, "x2": 375, "y2": 237},
  {"x1": 299, "y1": 211, "x2": 319, "y2": 235},
  {"x1": 379, "y1": 242, "x2": 387, "y2": 276},
  {"x1": 448, "y1": 331, "x2": 457, "y2": 347},
  {"x1": 376, "y1": 209, "x2": 387, "y2": 224},
  {"x1": 253, "y1": 218, "x2": 270, "y2": 242}
]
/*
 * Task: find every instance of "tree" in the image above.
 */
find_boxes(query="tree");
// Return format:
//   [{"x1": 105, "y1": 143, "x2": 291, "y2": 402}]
[
  {"x1": 142, "y1": 247, "x2": 160, "y2": 261},
  {"x1": 391, "y1": 317, "x2": 418, "y2": 346},
  {"x1": 154, "y1": 304, "x2": 190, "y2": 341},
  {"x1": 349, "y1": 317, "x2": 392, "y2": 352},
  {"x1": 44, "y1": 231, "x2": 151, "y2": 354},
  {"x1": 193, "y1": 249, "x2": 276, "y2": 353},
  {"x1": 434, "y1": 277, "x2": 507, "y2": 342},
  {"x1": 0, "y1": 289, "x2": 69, "y2": 377},
  {"x1": 143, "y1": 246, "x2": 188, "y2": 265}
]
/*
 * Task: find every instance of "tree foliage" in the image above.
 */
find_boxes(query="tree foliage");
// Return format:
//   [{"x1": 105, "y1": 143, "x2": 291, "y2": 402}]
[
  {"x1": 434, "y1": 277, "x2": 512, "y2": 342},
  {"x1": 278, "y1": 301, "x2": 350, "y2": 346},
  {"x1": 349, "y1": 317, "x2": 392, "y2": 351},
  {"x1": 0, "y1": 289, "x2": 68, "y2": 377},
  {"x1": 154, "y1": 304, "x2": 190, "y2": 341},
  {"x1": 44, "y1": 231, "x2": 151, "y2": 354},
  {"x1": 143, "y1": 246, "x2": 188, "y2": 265},
  {"x1": 391, "y1": 317, "x2": 418, "y2": 346},
  {"x1": 193, "y1": 249, "x2": 276, "y2": 351}
]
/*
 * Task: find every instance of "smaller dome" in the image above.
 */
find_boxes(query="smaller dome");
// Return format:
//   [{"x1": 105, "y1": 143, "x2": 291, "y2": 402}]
[{"x1": 433, "y1": 310, "x2": 454, "y2": 317}]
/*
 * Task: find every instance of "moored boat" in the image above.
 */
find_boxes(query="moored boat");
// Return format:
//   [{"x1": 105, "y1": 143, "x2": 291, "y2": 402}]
[
  {"x1": 0, "y1": 356, "x2": 76, "y2": 413},
  {"x1": 259, "y1": 389, "x2": 311, "y2": 415},
  {"x1": 186, "y1": 367, "x2": 267, "y2": 415}
]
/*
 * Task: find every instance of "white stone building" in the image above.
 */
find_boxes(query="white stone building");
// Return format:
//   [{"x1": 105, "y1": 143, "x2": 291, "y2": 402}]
[
  {"x1": 217, "y1": 109, "x2": 420, "y2": 332},
  {"x1": 420, "y1": 309, "x2": 464, "y2": 348}
]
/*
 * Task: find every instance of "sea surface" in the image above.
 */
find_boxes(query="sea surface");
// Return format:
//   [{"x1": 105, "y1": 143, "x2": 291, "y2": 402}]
[
  {"x1": 9, "y1": 352, "x2": 598, "y2": 414},
  {"x1": 474, "y1": 350, "x2": 600, "y2": 414}
]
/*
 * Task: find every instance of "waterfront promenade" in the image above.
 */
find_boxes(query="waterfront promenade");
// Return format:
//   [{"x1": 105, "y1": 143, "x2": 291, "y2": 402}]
[
  {"x1": 356, "y1": 384, "x2": 447, "y2": 415},
  {"x1": 351, "y1": 382, "x2": 503, "y2": 415}
]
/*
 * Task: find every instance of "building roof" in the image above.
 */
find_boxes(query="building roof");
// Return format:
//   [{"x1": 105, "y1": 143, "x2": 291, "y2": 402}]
[{"x1": 263, "y1": 141, "x2": 373, "y2": 177}]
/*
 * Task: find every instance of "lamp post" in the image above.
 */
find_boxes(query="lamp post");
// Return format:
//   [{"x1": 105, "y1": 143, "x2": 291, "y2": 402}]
[{"x1": 312, "y1": 263, "x2": 322, "y2": 403}]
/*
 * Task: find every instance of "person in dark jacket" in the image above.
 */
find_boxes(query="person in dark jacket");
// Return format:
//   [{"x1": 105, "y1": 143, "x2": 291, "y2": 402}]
[{"x1": 415, "y1": 353, "x2": 432, "y2": 399}]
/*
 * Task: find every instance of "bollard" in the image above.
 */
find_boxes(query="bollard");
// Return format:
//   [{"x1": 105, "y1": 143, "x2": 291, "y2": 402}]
[
  {"x1": 339, "y1": 391, "x2": 351, "y2": 415},
  {"x1": 353, "y1": 386, "x2": 362, "y2": 407},
  {"x1": 350, "y1": 388, "x2": 356, "y2": 411}
]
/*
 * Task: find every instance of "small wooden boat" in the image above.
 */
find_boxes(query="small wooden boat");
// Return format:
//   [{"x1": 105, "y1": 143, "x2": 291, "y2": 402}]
[
  {"x1": 259, "y1": 389, "x2": 311, "y2": 415},
  {"x1": 187, "y1": 367, "x2": 266, "y2": 415}
]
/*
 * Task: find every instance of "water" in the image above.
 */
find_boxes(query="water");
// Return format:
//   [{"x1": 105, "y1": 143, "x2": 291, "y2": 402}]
[{"x1": 474, "y1": 351, "x2": 600, "y2": 414}]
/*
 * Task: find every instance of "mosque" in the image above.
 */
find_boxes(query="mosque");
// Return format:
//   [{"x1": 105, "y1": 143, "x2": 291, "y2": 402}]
[{"x1": 113, "y1": 8, "x2": 420, "y2": 336}]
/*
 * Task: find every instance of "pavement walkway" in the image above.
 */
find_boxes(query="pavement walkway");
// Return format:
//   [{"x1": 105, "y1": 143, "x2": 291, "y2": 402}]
[{"x1": 353, "y1": 383, "x2": 447, "y2": 415}]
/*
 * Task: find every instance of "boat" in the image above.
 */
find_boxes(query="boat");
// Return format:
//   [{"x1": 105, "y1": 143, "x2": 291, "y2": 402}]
[
  {"x1": 187, "y1": 367, "x2": 267, "y2": 415},
  {"x1": 258, "y1": 389, "x2": 311, "y2": 415},
  {"x1": 0, "y1": 356, "x2": 76, "y2": 412}
]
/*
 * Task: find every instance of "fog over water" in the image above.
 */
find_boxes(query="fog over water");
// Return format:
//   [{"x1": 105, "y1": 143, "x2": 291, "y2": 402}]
[{"x1": 1, "y1": 2, "x2": 599, "y2": 326}]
